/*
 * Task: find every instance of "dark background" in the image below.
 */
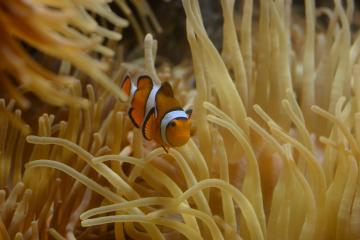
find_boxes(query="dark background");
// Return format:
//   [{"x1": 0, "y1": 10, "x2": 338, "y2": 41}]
[{"x1": 122, "y1": 0, "x2": 357, "y2": 64}]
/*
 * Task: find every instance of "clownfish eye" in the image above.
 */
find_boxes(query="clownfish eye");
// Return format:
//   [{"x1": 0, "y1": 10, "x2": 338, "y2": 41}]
[{"x1": 170, "y1": 121, "x2": 176, "y2": 127}]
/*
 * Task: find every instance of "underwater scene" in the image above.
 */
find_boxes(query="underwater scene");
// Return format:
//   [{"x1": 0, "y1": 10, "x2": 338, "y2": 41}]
[{"x1": 1, "y1": 0, "x2": 360, "y2": 239}]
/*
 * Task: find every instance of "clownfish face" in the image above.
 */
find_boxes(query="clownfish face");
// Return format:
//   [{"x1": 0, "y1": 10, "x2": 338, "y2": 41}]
[{"x1": 166, "y1": 118, "x2": 191, "y2": 147}]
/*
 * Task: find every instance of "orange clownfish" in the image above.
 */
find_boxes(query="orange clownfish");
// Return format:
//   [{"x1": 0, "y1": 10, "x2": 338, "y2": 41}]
[{"x1": 121, "y1": 74, "x2": 192, "y2": 150}]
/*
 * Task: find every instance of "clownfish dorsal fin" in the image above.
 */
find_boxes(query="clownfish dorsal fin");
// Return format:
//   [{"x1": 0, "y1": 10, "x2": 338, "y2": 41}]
[
  {"x1": 137, "y1": 75, "x2": 153, "y2": 90},
  {"x1": 142, "y1": 108, "x2": 155, "y2": 140},
  {"x1": 120, "y1": 74, "x2": 132, "y2": 96},
  {"x1": 158, "y1": 82, "x2": 174, "y2": 97}
]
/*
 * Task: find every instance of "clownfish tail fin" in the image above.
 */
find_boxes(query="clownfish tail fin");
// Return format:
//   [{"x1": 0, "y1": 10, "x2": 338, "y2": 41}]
[{"x1": 120, "y1": 74, "x2": 133, "y2": 97}]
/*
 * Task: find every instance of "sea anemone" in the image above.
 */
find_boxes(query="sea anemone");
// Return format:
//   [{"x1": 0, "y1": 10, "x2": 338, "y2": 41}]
[{"x1": 1, "y1": 0, "x2": 360, "y2": 239}]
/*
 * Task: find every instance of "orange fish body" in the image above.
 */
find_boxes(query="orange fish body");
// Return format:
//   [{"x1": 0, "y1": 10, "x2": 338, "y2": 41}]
[{"x1": 121, "y1": 74, "x2": 191, "y2": 149}]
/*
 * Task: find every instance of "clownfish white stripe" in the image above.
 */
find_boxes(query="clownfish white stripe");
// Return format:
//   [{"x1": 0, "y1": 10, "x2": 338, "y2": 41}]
[
  {"x1": 128, "y1": 83, "x2": 136, "y2": 102},
  {"x1": 144, "y1": 84, "x2": 160, "y2": 121},
  {"x1": 130, "y1": 83, "x2": 136, "y2": 97},
  {"x1": 160, "y1": 110, "x2": 188, "y2": 145}
]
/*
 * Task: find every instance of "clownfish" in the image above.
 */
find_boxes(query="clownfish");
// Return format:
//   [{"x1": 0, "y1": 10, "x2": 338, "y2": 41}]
[{"x1": 121, "y1": 74, "x2": 192, "y2": 150}]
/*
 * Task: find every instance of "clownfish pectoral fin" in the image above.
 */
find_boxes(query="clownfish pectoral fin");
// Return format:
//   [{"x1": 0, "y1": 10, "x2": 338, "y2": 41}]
[
  {"x1": 185, "y1": 109, "x2": 195, "y2": 136},
  {"x1": 120, "y1": 74, "x2": 132, "y2": 96},
  {"x1": 190, "y1": 125, "x2": 197, "y2": 136},
  {"x1": 128, "y1": 107, "x2": 141, "y2": 128},
  {"x1": 161, "y1": 145, "x2": 169, "y2": 153},
  {"x1": 185, "y1": 109, "x2": 193, "y2": 118},
  {"x1": 142, "y1": 108, "x2": 155, "y2": 140},
  {"x1": 158, "y1": 82, "x2": 174, "y2": 97},
  {"x1": 137, "y1": 75, "x2": 153, "y2": 90}
]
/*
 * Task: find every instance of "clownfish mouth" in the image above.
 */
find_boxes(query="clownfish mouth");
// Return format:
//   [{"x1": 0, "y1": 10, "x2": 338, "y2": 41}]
[{"x1": 169, "y1": 132, "x2": 190, "y2": 147}]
